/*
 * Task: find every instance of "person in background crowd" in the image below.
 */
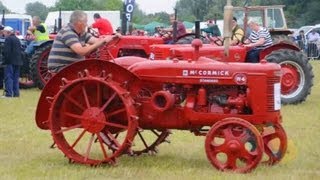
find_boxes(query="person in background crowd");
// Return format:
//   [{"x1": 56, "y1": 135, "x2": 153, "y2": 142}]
[
  {"x1": 0, "y1": 25, "x2": 5, "y2": 89},
  {"x1": 1, "y1": 26, "x2": 23, "y2": 98},
  {"x1": 90, "y1": 13, "x2": 114, "y2": 35},
  {"x1": 244, "y1": 18, "x2": 273, "y2": 63},
  {"x1": 231, "y1": 17, "x2": 244, "y2": 45},
  {"x1": 162, "y1": 14, "x2": 186, "y2": 43},
  {"x1": 307, "y1": 29, "x2": 320, "y2": 43},
  {"x1": 48, "y1": 10, "x2": 120, "y2": 73},
  {"x1": 25, "y1": 16, "x2": 50, "y2": 55},
  {"x1": 296, "y1": 30, "x2": 307, "y2": 51},
  {"x1": 201, "y1": 20, "x2": 221, "y2": 37}
]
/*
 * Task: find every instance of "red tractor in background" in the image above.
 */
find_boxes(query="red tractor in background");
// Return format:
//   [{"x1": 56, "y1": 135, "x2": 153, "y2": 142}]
[
  {"x1": 149, "y1": 6, "x2": 314, "y2": 105},
  {"x1": 35, "y1": 1, "x2": 287, "y2": 173}
]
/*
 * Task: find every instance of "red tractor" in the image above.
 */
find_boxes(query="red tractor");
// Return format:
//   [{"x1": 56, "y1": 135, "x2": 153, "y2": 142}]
[
  {"x1": 149, "y1": 5, "x2": 314, "y2": 105},
  {"x1": 35, "y1": 38, "x2": 287, "y2": 173}
]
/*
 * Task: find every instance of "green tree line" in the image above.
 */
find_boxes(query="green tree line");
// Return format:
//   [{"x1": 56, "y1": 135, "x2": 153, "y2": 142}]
[{"x1": 0, "y1": 0, "x2": 319, "y2": 28}]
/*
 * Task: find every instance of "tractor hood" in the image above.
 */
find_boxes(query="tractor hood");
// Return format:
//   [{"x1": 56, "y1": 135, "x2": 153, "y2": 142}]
[{"x1": 129, "y1": 57, "x2": 281, "y2": 84}]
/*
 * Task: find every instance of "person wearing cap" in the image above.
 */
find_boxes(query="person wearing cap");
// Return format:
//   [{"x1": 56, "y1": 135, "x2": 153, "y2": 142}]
[
  {"x1": 89, "y1": 13, "x2": 113, "y2": 35},
  {"x1": 231, "y1": 17, "x2": 244, "y2": 45},
  {"x1": 1, "y1": 26, "x2": 23, "y2": 97},
  {"x1": 24, "y1": 16, "x2": 50, "y2": 55}
]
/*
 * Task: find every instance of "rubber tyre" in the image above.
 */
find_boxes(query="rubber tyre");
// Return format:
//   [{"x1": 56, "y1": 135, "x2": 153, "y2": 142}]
[
  {"x1": 19, "y1": 52, "x2": 35, "y2": 89},
  {"x1": 175, "y1": 33, "x2": 210, "y2": 44},
  {"x1": 29, "y1": 43, "x2": 52, "y2": 89},
  {"x1": 266, "y1": 49, "x2": 314, "y2": 104}
]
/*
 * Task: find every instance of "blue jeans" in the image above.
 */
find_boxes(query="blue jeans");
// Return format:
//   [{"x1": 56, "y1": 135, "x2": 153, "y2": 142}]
[
  {"x1": 4, "y1": 65, "x2": 20, "y2": 97},
  {"x1": 25, "y1": 41, "x2": 42, "y2": 55},
  {"x1": 246, "y1": 48, "x2": 261, "y2": 63}
]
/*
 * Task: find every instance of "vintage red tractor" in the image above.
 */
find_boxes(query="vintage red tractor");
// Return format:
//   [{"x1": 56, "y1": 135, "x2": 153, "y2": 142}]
[{"x1": 35, "y1": 37, "x2": 287, "y2": 173}]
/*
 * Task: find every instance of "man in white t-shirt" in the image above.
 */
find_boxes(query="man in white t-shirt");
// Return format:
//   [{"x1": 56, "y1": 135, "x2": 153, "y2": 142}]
[{"x1": 307, "y1": 29, "x2": 320, "y2": 43}]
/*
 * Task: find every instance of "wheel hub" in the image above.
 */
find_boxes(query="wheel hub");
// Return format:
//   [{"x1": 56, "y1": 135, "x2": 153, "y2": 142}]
[
  {"x1": 281, "y1": 65, "x2": 299, "y2": 93},
  {"x1": 228, "y1": 140, "x2": 241, "y2": 153},
  {"x1": 81, "y1": 107, "x2": 107, "y2": 133}
]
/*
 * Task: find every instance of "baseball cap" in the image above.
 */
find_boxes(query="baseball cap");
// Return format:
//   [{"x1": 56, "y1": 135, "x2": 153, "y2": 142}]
[
  {"x1": 0, "y1": 25, "x2": 4, "y2": 30},
  {"x1": 3, "y1": 26, "x2": 14, "y2": 32}
]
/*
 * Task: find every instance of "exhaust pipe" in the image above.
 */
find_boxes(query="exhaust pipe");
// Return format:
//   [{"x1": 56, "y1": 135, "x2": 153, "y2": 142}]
[
  {"x1": 223, "y1": 0, "x2": 233, "y2": 57},
  {"x1": 151, "y1": 91, "x2": 175, "y2": 112}
]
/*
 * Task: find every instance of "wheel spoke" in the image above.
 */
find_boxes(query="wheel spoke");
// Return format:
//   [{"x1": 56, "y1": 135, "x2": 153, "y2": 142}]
[
  {"x1": 101, "y1": 121, "x2": 128, "y2": 130},
  {"x1": 82, "y1": 85, "x2": 91, "y2": 108},
  {"x1": 241, "y1": 150, "x2": 258, "y2": 164},
  {"x1": 71, "y1": 129, "x2": 87, "y2": 148},
  {"x1": 64, "y1": 112, "x2": 84, "y2": 120},
  {"x1": 151, "y1": 129, "x2": 161, "y2": 137},
  {"x1": 96, "y1": 133, "x2": 109, "y2": 159},
  {"x1": 84, "y1": 133, "x2": 95, "y2": 162},
  {"x1": 55, "y1": 124, "x2": 82, "y2": 134},
  {"x1": 137, "y1": 131, "x2": 149, "y2": 150},
  {"x1": 263, "y1": 132, "x2": 278, "y2": 142},
  {"x1": 107, "y1": 108, "x2": 126, "y2": 117},
  {"x1": 210, "y1": 141, "x2": 228, "y2": 154},
  {"x1": 226, "y1": 154, "x2": 237, "y2": 170},
  {"x1": 96, "y1": 82, "x2": 101, "y2": 107},
  {"x1": 222, "y1": 126, "x2": 234, "y2": 141},
  {"x1": 106, "y1": 131, "x2": 121, "y2": 148},
  {"x1": 100, "y1": 92, "x2": 117, "y2": 112},
  {"x1": 62, "y1": 92, "x2": 85, "y2": 111}
]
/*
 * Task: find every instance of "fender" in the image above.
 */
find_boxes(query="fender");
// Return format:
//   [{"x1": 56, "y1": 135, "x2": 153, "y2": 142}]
[
  {"x1": 260, "y1": 42, "x2": 300, "y2": 60},
  {"x1": 33, "y1": 39, "x2": 54, "y2": 48}
]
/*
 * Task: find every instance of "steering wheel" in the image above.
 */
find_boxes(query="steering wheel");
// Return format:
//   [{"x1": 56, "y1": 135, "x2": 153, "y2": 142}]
[{"x1": 87, "y1": 27, "x2": 100, "y2": 38}]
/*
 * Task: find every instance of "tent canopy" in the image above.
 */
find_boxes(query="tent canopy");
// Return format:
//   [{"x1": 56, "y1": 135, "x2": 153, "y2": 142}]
[{"x1": 144, "y1": 21, "x2": 167, "y2": 33}]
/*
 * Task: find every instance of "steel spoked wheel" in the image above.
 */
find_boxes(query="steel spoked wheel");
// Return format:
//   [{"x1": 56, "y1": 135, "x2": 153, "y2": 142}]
[
  {"x1": 261, "y1": 123, "x2": 287, "y2": 165},
  {"x1": 128, "y1": 129, "x2": 171, "y2": 156},
  {"x1": 49, "y1": 71, "x2": 138, "y2": 165},
  {"x1": 205, "y1": 118, "x2": 264, "y2": 173}
]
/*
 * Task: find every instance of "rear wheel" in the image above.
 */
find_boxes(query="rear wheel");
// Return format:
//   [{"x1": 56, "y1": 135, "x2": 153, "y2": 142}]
[
  {"x1": 266, "y1": 49, "x2": 314, "y2": 104},
  {"x1": 30, "y1": 43, "x2": 53, "y2": 89},
  {"x1": 49, "y1": 71, "x2": 138, "y2": 165}
]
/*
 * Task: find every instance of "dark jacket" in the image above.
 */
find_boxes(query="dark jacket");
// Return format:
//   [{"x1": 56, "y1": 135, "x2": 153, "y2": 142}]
[{"x1": 3, "y1": 34, "x2": 23, "y2": 66}]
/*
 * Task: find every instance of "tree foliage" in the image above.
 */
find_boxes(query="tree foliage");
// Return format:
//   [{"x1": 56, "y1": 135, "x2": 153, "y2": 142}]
[
  {"x1": 0, "y1": 1, "x2": 10, "y2": 14},
  {"x1": 25, "y1": 2, "x2": 48, "y2": 21}
]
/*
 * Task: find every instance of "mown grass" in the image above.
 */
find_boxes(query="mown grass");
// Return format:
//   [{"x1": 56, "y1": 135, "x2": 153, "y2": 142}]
[{"x1": 0, "y1": 61, "x2": 319, "y2": 180}]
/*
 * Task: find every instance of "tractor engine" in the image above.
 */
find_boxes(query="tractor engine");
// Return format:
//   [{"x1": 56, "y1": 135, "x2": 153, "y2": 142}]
[{"x1": 129, "y1": 57, "x2": 282, "y2": 129}]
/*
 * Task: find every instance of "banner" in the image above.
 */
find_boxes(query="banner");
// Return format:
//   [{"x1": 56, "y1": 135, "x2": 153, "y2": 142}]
[{"x1": 124, "y1": 0, "x2": 135, "y2": 22}]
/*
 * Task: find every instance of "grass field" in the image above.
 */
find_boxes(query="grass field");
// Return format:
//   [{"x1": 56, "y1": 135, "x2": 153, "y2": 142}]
[{"x1": 0, "y1": 61, "x2": 319, "y2": 180}]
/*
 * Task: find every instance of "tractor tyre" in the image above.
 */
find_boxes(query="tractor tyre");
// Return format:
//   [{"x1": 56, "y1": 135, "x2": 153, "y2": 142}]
[
  {"x1": 19, "y1": 52, "x2": 35, "y2": 89},
  {"x1": 29, "y1": 43, "x2": 52, "y2": 90},
  {"x1": 175, "y1": 33, "x2": 210, "y2": 44},
  {"x1": 271, "y1": 34, "x2": 295, "y2": 45},
  {"x1": 266, "y1": 49, "x2": 314, "y2": 104}
]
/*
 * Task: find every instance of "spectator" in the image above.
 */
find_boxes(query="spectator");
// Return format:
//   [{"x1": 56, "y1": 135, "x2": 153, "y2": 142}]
[
  {"x1": 48, "y1": 10, "x2": 120, "y2": 73},
  {"x1": 0, "y1": 25, "x2": 4, "y2": 89},
  {"x1": 25, "y1": 16, "x2": 50, "y2": 55},
  {"x1": 1, "y1": 26, "x2": 23, "y2": 98},
  {"x1": 307, "y1": 29, "x2": 320, "y2": 43},
  {"x1": 231, "y1": 17, "x2": 244, "y2": 45},
  {"x1": 162, "y1": 14, "x2": 186, "y2": 43},
  {"x1": 244, "y1": 18, "x2": 273, "y2": 63},
  {"x1": 90, "y1": 13, "x2": 114, "y2": 35},
  {"x1": 296, "y1": 30, "x2": 307, "y2": 51},
  {"x1": 201, "y1": 20, "x2": 221, "y2": 37}
]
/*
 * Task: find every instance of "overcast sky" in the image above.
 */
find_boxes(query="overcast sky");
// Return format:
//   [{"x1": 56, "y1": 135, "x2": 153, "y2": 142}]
[{"x1": 1, "y1": 0, "x2": 178, "y2": 14}]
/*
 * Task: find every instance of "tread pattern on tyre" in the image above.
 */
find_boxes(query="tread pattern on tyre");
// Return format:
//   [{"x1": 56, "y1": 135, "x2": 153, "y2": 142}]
[{"x1": 266, "y1": 49, "x2": 314, "y2": 104}]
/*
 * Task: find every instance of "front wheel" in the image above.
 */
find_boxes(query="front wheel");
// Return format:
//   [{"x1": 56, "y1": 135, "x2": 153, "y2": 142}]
[{"x1": 266, "y1": 49, "x2": 314, "y2": 104}]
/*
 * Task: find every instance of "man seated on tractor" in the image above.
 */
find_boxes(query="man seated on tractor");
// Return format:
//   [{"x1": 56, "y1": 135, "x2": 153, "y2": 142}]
[
  {"x1": 89, "y1": 13, "x2": 113, "y2": 36},
  {"x1": 24, "y1": 16, "x2": 50, "y2": 56},
  {"x1": 201, "y1": 20, "x2": 221, "y2": 37},
  {"x1": 231, "y1": 17, "x2": 244, "y2": 45},
  {"x1": 48, "y1": 10, "x2": 120, "y2": 73},
  {"x1": 244, "y1": 18, "x2": 273, "y2": 63},
  {"x1": 161, "y1": 14, "x2": 186, "y2": 44}
]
